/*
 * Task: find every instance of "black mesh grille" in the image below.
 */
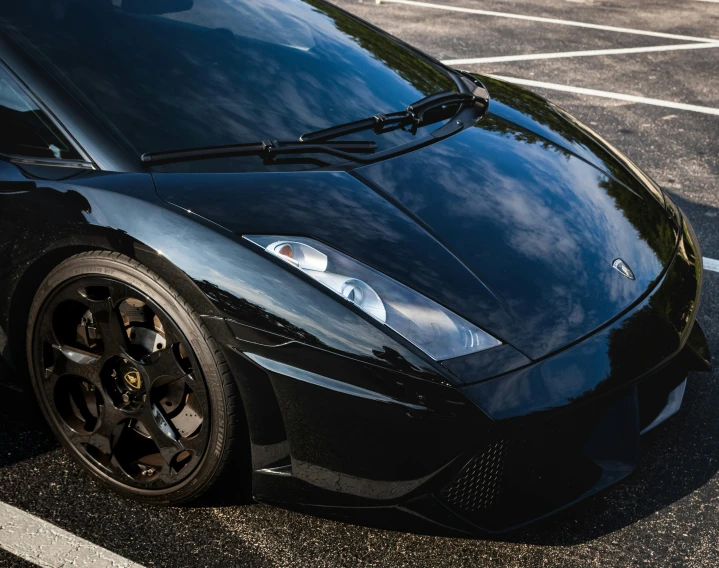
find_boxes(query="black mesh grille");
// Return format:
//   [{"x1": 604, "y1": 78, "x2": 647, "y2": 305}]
[{"x1": 440, "y1": 440, "x2": 507, "y2": 513}]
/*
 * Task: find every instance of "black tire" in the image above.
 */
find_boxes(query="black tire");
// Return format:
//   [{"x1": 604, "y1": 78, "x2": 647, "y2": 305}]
[{"x1": 26, "y1": 251, "x2": 243, "y2": 505}]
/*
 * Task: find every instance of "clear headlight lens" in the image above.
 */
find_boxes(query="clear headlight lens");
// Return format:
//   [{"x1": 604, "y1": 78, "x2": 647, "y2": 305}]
[{"x1": 244, "y1": 236, "x2": 501, "y2": 361}]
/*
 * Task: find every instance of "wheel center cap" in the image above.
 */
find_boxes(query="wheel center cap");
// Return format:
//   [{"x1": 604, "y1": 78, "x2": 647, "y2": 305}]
[{"x1": 123, "y1": 369, "x2": 142, "y2": 390}]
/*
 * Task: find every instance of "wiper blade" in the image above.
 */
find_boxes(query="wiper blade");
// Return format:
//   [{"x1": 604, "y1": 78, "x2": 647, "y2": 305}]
[
  {"x1": 141, "y1": 139, "x2": 377, "y2": 167},
  {"x1": 300, "y1": 91, "x2": 478, "y2": 143}
]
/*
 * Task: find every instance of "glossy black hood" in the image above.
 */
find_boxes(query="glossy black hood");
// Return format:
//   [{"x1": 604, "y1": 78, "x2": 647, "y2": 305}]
[
  {"x1": 355, "y1": 113, "x2": 677, "y2": 359},
  {"x1": 154, "y1": 80, "x2": 678, "y2": 361}
]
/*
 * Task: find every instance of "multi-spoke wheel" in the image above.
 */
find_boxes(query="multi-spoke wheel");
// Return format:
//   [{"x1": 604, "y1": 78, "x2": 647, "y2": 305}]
[{"x1": 27, "y1": 252, "x2": 243, "y2": 504}]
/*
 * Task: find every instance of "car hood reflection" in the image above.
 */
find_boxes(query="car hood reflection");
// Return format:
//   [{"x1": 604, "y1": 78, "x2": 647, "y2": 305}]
[{"x1": 355, "y1": 112, "x2": 677, "y2": 359}]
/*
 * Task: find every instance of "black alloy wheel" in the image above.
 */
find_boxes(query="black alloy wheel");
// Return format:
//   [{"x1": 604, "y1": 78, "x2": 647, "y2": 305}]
[{"x1": 27, "y1": 251, "x2": 243, "y2": 504}]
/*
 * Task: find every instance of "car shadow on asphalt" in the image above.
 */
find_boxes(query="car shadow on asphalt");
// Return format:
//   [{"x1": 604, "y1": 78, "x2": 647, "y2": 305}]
[{"x1": 0, "y1": 383, "x2": 58, "y2": 469}]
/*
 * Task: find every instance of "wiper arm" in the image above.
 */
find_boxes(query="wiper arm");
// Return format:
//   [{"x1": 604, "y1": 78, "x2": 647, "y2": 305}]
[
  {"x1": 140, "y1": 139, "x2": 377, "y2": 167},
  {"x1": 141, "y1": 90, "x2": 484, "y2": 167},
  {"x1": 300, "y1": 91, "x2": 478, "y2": 143}
]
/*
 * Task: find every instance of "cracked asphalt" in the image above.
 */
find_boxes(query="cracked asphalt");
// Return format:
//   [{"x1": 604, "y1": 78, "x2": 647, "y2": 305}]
[{"x1": 1, "y1": 1, "x2": 718, "y2": 566}]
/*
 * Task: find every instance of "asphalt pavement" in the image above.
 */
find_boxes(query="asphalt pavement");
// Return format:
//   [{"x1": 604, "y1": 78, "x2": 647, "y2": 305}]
[{"x1": 1, "y1": 1, "x2": 718, "y2": 566}]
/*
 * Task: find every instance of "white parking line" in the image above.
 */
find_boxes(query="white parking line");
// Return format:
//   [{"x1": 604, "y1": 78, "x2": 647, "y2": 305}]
[
  {"x1": 376, "y1": 0, "x2": 719, "y2": 42},
  {"x1": 0, "y1": 502, "x2": 144, "y2": 568},
  {"x1": 442, "y1": 41, "x2": 719, "y2": 65},
  {"x1": 705, "y1": 258, "x2": 719, "y2": 273},
  {"x1": 483, "y1": 75, "x2": 719, "y2": 116}
]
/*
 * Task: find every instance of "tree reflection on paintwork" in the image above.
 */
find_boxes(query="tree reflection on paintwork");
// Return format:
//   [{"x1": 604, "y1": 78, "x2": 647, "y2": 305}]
[
  {"x1": 478, "y1": 80, "x2": 678, "y2": 266},
  {"x1": 479, "y1": 75, "x2": 668, "y2": 209},
  {"x1": 304, "y1": 0, "x2": 455, "y2": 96},
  {"x1": 355, "y1": 110, "x2": 675, "y2": 359}
]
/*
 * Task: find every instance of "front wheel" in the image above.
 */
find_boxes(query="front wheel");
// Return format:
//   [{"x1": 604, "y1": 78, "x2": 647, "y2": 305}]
[{"x1": 26, "y1": 251, "x2": 243, "y2": 504}]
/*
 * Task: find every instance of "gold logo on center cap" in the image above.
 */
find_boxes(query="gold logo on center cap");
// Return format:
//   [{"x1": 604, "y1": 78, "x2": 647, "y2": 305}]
[{"x1": 123, "y1": 370, "x2": 142, "y2": 390}]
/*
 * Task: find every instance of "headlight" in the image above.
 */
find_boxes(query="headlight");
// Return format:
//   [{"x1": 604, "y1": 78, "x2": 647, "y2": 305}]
[{"x1": 244, "y1": 235, "x2": 501, "y2": 361}]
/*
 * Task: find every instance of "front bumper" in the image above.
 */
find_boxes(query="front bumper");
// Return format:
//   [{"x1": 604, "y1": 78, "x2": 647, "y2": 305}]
[
  {"x1": 430, "y1": 348, "x2": 701, "y2": 532},
  {"x1": 431, "y1": 218, "x2": 709, "y2": 532},
  {"x1": 211, "y1": 219, "x2": 710, "y2": 534}
]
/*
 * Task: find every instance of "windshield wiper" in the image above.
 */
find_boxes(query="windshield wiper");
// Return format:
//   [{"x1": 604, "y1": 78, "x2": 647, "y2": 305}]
[
  {"x1": 300, "y1": 91, "x2": 478, "y2": 143},
  {"x1": 141, "y1": 90, "x2": 482, "y2": 168},
  {"x1": 141, "y1": 139, "x2": 377, "y2": 167}
]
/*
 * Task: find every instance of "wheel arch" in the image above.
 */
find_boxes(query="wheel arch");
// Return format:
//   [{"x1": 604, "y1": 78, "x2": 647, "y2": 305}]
[{"x1": 6, "y1": 230, "x2": 221, "y2": 386}]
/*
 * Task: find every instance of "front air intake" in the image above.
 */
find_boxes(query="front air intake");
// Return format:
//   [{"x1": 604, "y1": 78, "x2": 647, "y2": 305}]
[{"x1": 440, "y1": 440, "x2": 507, "y2": 513}]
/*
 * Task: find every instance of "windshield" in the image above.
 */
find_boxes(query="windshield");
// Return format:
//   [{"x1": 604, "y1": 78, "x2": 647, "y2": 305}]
[{"x1": 0, "y1": 0, "x2": 458, "y2": 170}]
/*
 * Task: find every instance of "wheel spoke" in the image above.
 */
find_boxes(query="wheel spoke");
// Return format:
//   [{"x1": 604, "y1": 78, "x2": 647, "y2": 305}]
[
  {"x1": 93, "y1": 298, "x2": 129, "y2": 358},
  {"x1": 144, "y1": 348, "x2": 192, "y2": 389},
  {"x1": 154, "y1": 371, "x2": 194, "y2": 391},
  {"x1": 51, "y1": 345, "x2": 102, "y2": 385},
  {"x1": 88, "y1": 405, "x2": 124, "y2": 453},
  {"x1": 49, "y1": 285, "x2": 88, "y2": 308},
  {"x1": 139, "y1": 404, "x2": 184, "y2": 467},
  {"x1": 66, "y1": 405, "x2": 127, "y2": 476}
]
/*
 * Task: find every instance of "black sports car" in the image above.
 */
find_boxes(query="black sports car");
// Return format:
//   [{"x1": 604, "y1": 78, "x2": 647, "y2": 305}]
[{"x1": 0, "y1": 0, "x2": 711, "y2": 534}]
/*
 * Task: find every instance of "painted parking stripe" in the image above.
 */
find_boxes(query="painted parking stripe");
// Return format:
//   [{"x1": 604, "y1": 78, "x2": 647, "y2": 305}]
[
  {"x1": 442, "y1": 41, "x2": 719, "y2": 65},
  {"x1": 0, "y1": 502, "x2": 144, "y2": 568},
  {"x1": 481, "y1": 75, "x2": 719, "y2": 116},
  {"x1": 705, "y1": 258, "x2": 719, "y2": 273},
  {"x1": 375, "y1": 0, "x2": 719, "y2": 42}
]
